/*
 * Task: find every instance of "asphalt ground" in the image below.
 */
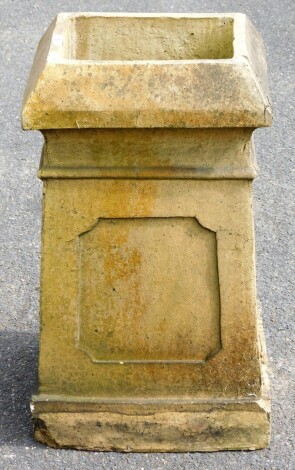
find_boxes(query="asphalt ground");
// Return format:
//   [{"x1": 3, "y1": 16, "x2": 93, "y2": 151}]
[{"x1": 0, "y1": 1, "x2": 294, "y2": 469}]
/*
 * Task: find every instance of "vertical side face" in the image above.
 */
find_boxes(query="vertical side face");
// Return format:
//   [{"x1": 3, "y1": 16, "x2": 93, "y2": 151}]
[
  {"x1": 78, "y1": 217, "x2": 221, "y2": 363},
  {"x1": 39, "y1": 179, "x2": 261, "y2": 399}
]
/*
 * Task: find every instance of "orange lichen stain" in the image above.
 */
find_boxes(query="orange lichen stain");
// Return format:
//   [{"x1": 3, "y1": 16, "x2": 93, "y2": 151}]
[
  {"x1": 83, "y1": 219, "x2": 146, "y2": 359},
  {"x1": 125, "y1": 181, "x2": 158, "y2": 218}
]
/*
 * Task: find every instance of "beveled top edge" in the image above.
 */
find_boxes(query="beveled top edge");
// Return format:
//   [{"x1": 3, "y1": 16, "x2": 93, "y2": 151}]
[{"x1": 22, "y1": 12, "x2": 272, "y2": 130}]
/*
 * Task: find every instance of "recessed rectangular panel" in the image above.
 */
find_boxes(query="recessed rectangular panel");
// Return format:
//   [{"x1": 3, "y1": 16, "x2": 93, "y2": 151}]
[{"x1": 77, "y1": 217, "x2": 221, "y2": 363}]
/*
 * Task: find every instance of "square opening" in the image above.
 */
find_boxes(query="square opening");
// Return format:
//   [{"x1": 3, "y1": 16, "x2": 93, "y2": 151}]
[{"x1": 71, "y1": 16, "x2": 234, "y2": 61}]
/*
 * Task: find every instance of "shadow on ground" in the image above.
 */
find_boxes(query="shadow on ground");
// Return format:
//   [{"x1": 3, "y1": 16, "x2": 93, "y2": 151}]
[{"x1": 0, "y1": 330, "x2": 38, "y2": 445}]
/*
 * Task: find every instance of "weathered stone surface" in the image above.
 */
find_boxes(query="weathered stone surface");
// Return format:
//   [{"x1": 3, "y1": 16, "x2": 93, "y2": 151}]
[
  {"x1": 22, "y1": 13, "x2": 272, "y2": 451},
  {"x1": 31, "y1": 398, "x2": 270, "y2": 452},
  {"x1": 38, "y1": 178, "x2": 262, "y2": 398},
  {"x1": 39, "y1": 128, "x2": 257, "y2": 179},
  {"x1": 22, "y1": 13, "x2": 271, "y2": 130}
]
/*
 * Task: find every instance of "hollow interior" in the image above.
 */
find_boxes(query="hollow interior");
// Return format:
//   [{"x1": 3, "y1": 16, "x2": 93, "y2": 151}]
[{"x1": 72, "y1": 16, "x2": 234, "y2": 61}]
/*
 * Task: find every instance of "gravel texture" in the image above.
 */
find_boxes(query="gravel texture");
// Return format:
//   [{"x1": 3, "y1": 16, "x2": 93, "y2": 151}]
[{"x1": 0, "y1": 1, "x2": 294, "y2": 469}]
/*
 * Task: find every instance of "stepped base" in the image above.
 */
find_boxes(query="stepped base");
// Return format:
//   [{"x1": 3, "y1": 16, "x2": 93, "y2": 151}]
[{"x1": 31, "y1": 395, "x2": 270, "y2": 452}]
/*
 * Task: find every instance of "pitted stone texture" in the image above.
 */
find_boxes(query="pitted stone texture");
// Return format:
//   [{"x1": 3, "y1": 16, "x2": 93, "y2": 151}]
[
  {"x1": 22, "y1": 12, "x2": 272, "y2": 452},
  {"x1": 22, "y1": 13, "x2": 271, "y2": 130}
]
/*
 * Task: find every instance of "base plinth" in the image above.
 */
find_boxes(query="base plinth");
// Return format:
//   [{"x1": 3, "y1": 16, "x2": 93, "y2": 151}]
[{"x1": 31, "y1": 396, "x2": 270, "y2": 452}]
